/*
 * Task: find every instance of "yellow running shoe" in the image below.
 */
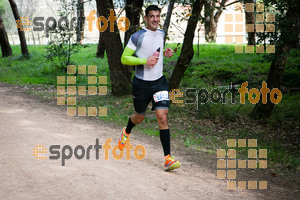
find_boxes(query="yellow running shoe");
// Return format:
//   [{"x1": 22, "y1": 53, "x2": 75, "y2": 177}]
[
  {"x1": 164, "y1": 154, "x2": 181, "y2": 171},
  {"x1": 118, "y1": 127, "x2": 130, "y2": 150}
]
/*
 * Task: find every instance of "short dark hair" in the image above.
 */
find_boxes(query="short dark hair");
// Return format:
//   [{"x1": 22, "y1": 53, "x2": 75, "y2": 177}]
[{"x1": 145, "y1": 5, "x2": 161, "y2": 16}]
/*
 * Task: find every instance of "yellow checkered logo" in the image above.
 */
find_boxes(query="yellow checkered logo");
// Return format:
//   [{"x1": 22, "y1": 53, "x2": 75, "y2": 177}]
[
  {"x1": 57, "y1": 65, "x2": 108, "y2": 116},
  {"x1": 217, "y1": 139, "x2": 268, "y2": 190}
]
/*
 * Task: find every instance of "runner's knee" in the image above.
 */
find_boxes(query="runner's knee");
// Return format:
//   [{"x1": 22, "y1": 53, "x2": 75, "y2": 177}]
[
  {"x1": 132, "y1": 113, "x2": 145, "y2": 124},
  {"x1": 157, "y1": 114, "x2": 168, "y2": 127}
]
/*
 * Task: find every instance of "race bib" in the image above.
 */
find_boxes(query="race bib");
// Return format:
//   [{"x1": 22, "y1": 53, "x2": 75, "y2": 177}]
[{"x1": 153, "y1": 91, "x2": 169, "y2": 102}]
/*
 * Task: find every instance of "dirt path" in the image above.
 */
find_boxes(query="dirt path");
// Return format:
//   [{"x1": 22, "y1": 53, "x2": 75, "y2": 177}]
[{"x1": 0, "y1": 83, "x2": 296, "y2": 199}]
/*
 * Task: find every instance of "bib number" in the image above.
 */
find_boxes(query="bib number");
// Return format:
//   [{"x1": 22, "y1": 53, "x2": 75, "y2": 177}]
[{"x1": 153, "y1": 91, "x2": 169, "y2": 102}]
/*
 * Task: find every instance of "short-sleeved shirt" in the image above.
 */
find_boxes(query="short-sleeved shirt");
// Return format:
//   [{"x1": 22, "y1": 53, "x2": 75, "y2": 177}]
[{"x1": 126, "y1": 28, "x2": 165, "y2": 81}]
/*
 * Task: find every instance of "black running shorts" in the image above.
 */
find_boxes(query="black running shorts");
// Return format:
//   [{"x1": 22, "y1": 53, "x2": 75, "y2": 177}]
[{"x1": 132, "y1": 75, "x2": 170, "y2": 114}]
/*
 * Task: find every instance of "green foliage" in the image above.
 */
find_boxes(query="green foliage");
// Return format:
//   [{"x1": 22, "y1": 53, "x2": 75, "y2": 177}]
[
  {"x1": 45, "y1": 1, "x2": 81, "y2": 73},
  {"x1": 257, "y1": 0, "x2": 300, "y2": 52},
  {"x1": 45, "y1": 38, "x2": 81, "y2": 72},
  {"x1": 0, "y1": 0, "x2": 5, "y2": 13},
  {"x1": 283, "y1": 49, "x2": 300, "y2": 88}
]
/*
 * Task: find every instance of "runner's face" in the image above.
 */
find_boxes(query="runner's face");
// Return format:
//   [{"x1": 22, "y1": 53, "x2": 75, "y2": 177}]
[{"x1": 145, "y1": 10, "x2": 160, "y2": 31}]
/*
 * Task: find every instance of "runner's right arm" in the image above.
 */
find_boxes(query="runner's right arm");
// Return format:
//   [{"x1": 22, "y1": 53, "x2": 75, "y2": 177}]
[{"x1": 121, "y1": 46, "x2": 147, "y2": 65}]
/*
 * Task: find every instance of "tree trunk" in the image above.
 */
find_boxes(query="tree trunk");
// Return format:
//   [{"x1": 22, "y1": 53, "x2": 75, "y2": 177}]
[
  {"x1": 96, "y1": 0, "x2": 131, "y2": 96},
  {"x1": 124, "y1": 0, "x2": 133, "y2": 47},
  {"x1": 0, "y1": 14, "x2": 12, "y2": 57},
  {"x1": 96, "y1": 31, "x2": 105, "y2": 58},
  {"x1": 251, "y1": 5, "x2": 299, "y2": 118},
  {"x1": 251, "y1": 44, "x2": 290, "y2": 118},
  {"x1": 76, "y1": 0, "x2": 85, "y2": 44},
  {"x1": 38, "y1": 32, "x2": 41, "y2": 44},
  {"x1": 163, "y1": 0, "x2": 175, "y2": 44},
  {"x1": 123, "y1": 0, "x2": 143, "y2": 74},
  {"x1": 169, "y1": 0, "x2": 204, "y2": 90},
  {"x1": 8, "y1": 0, "x2": 29, "y2": 56},
  {"x1": 96, "y1": 0, "x2": 105, "y2": 57},
  {"x1": 9, "y1": 32, "x2": 15, "y2": 44},
  {"x1": 244, "y1": 0, "x2": 255, "y2": 45},
  {"x1": 31, "y1": 30, "x2": 35, "y2": 45},
  {"x1": 124, "y1": 0, "x2": 143, "y2": 47},
  {"x1": 204, "y1": 0, "x2": 216, "y2": 42},
  {"x1": 205, "y1": 0, "x2": 229, "y2": 43}
]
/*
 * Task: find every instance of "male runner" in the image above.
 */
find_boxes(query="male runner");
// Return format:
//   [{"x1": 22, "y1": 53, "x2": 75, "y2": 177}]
[{"x1": 118, "y1": 5, "x2": 181, "y2": 171}]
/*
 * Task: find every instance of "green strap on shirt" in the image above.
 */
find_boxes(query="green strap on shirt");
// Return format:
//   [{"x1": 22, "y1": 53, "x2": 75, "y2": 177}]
[{"x1": 121, "y1": 46, "x2": 147, "y2": 65}]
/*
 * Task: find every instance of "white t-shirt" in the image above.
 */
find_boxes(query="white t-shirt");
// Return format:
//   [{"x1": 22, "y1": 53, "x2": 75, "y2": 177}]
[{"x1": 126, "y1": 28, "x2": 165, "y2": 81}]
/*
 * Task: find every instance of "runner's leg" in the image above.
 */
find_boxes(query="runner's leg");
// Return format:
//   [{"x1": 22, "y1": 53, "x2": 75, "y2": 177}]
[
  {"x1": 125, "y1": 112, "x2": 145, "y2": 134},
  {"x1": 155, "y1": 109, "x2": 170, "y2": 156}
]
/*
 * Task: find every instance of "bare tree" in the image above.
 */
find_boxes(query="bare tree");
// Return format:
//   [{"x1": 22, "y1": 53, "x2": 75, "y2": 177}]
[
  {"x1": 124, "y1": 0, "x2": 143, "y2": 47},
  {"x1": 16, "y1": 0, "x2": 38, "y2": 45},
  {"x1": 8, "y1": 0, "x2": 29, "y2": 55},
  {"x1": 96, "y1": 31, "x2": 105, "y2": 58},
  {"x1": 96, "y1": 0, "x2": 105, "y2": 58},
  {"x1": 76, "y1": 0, "x2": 85, "y2": 43},
  {"x1": 0, "y1": 14, "x2": 12, "y2": 57},
  {"x1": 163, "y1": 0, "x2": 175, "y2": 44},
  {"x1": 251, "y1": 0, "x2": 300, "y2": 118},
  {"x1": 96, "y1": 0, "x2": 131, "y2": 96},
  {"x1": 169, "y1": 0, "x2": 205, "y2": 90},
  {"x1": 16, "y1": 0, "x2": 37, "y2": 17},
  {"x1": 203, "y1": 0, "x2": 240, "y2": 43},
  {"x1": 244, "y1": 0, "x2": 255, "y2": 45}
]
